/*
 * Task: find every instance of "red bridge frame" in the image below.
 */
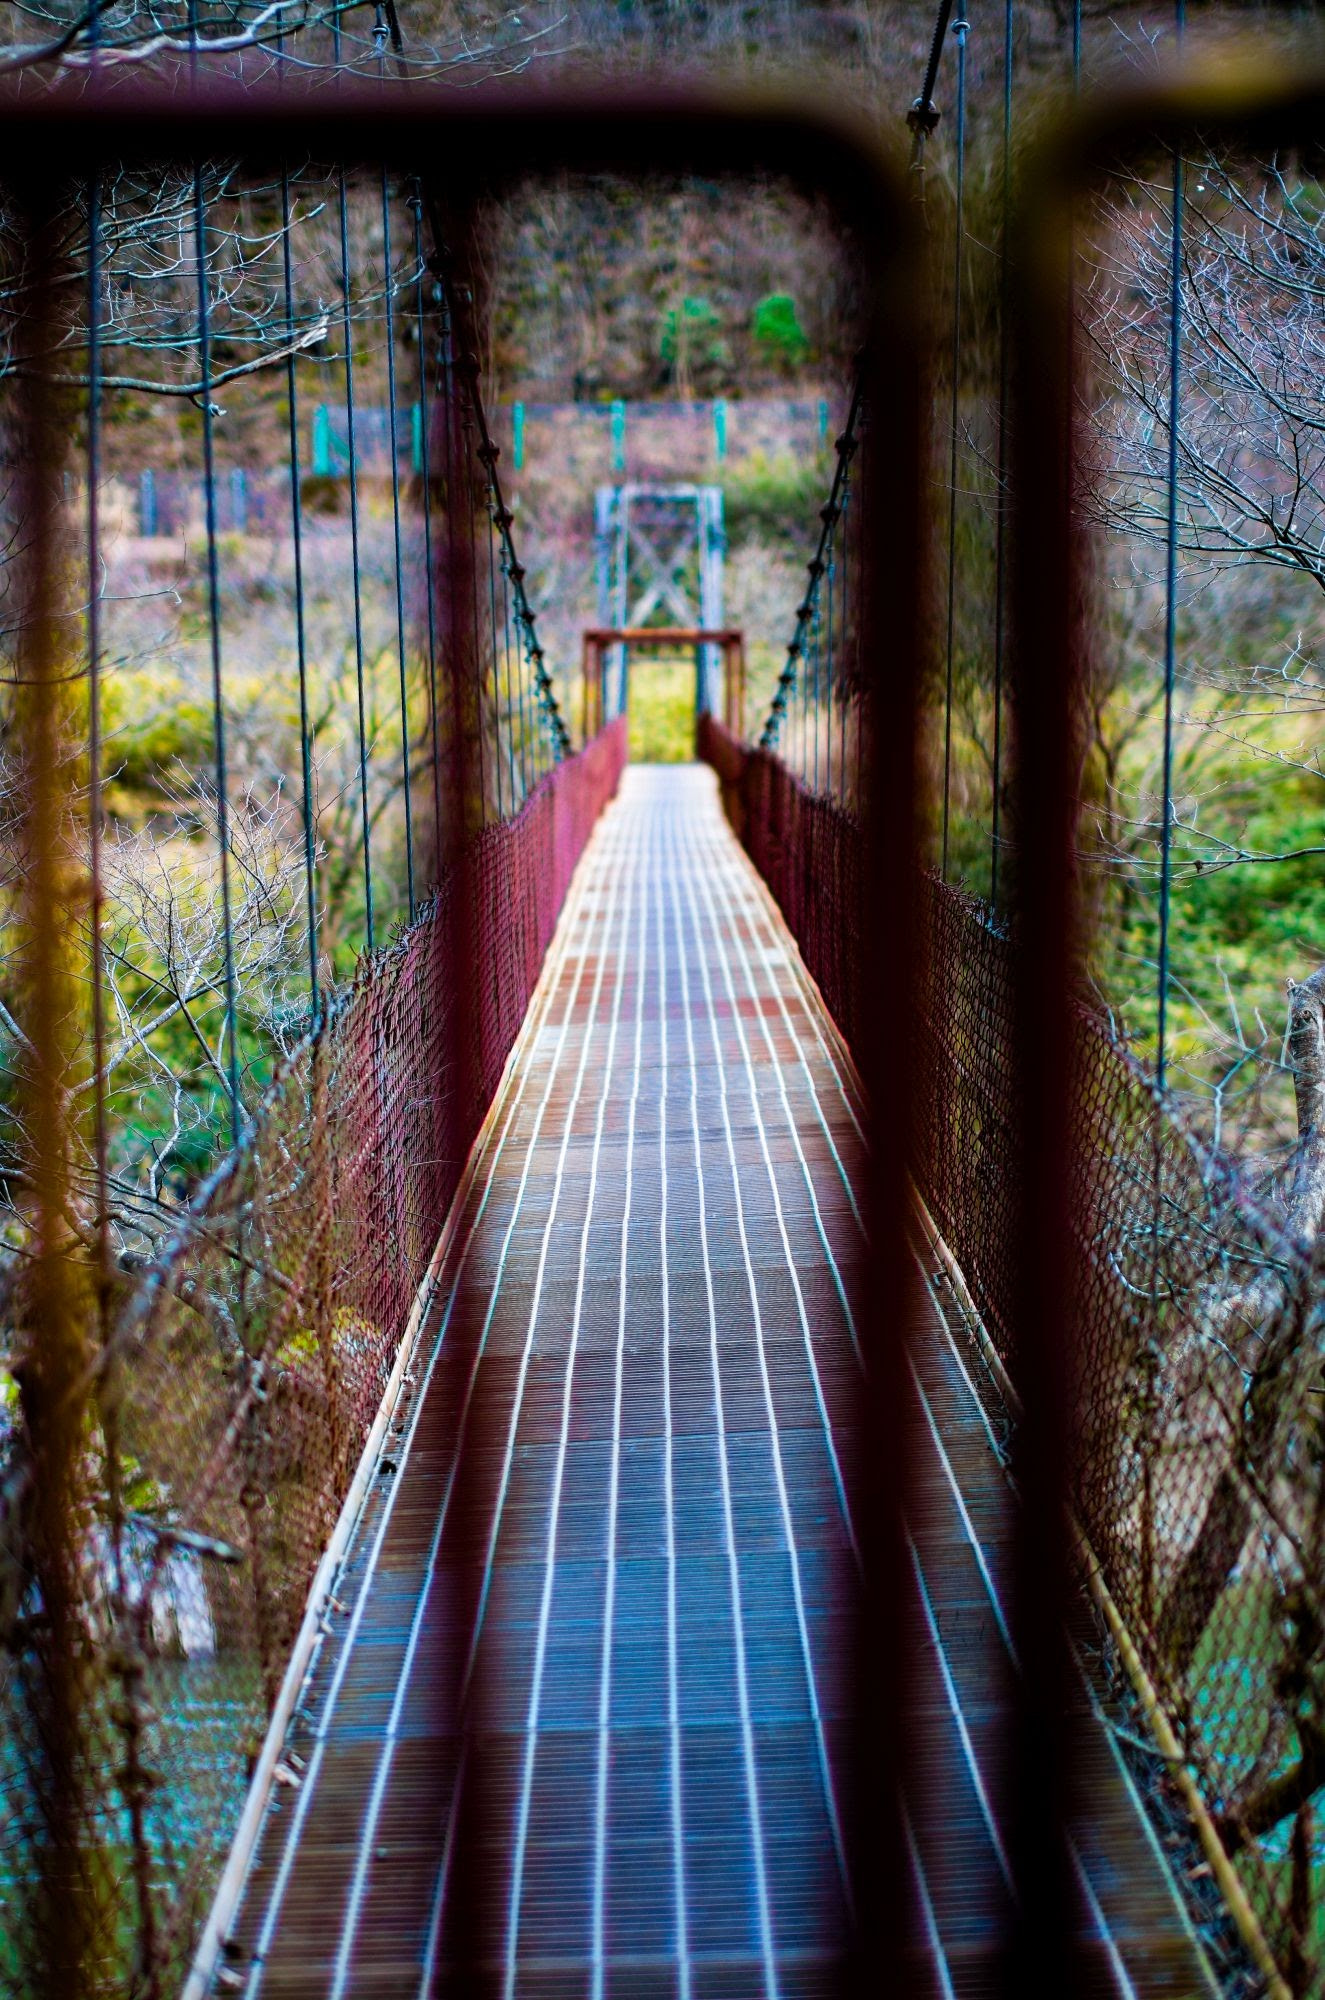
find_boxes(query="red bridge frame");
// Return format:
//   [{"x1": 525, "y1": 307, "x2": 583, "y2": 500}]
[{"x1": 580, "y1": 625, "x2": 746, "y2": 742}]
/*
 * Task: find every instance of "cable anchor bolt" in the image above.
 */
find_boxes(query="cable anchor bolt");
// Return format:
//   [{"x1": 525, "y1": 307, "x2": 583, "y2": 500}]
[{"x1": 907, "y1": 95, "x2": 941, "y2": 138}]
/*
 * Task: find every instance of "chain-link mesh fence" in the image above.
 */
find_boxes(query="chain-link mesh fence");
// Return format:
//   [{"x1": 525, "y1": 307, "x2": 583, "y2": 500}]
[
  {"x1": 919, "y1": 868, "x2": 1325, "y2": 1980},
  {"x1": 1, "y1": 713, "x2": 625, "y2": 1997},
  {"x1": 700, "y1": 714, "x2": 1323, "y2": 1988},
  {"x1": 698, "y1": 714, "x2": 865, "y2": 1059}
]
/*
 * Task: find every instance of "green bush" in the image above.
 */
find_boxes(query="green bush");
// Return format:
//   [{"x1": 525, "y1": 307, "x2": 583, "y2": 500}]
[
  {"x1": 752, "y1": 292, "x2": 810, "y2": 371},
  {"x1": 658, "y1": 296, "x2": 730, "y2": 390},
  {"x1": 103, "y1": 671, "x2": 214, "y2": 791}
]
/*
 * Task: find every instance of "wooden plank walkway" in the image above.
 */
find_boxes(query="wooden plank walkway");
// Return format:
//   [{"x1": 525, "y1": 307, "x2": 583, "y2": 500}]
[{"x1": 220, "y1": 764, "x2": 1217, "y2": 1999}]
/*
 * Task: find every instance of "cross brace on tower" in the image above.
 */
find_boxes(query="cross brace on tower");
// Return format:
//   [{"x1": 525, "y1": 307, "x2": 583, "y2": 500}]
[{"x1": 594, "y1": 482, "x2": 726, "y2": 719}]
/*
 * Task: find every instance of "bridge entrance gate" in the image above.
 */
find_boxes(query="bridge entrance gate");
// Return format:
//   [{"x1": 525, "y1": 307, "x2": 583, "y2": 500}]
[{"x1": 594, "y1": 483, "x2": 726, "y2": 721}]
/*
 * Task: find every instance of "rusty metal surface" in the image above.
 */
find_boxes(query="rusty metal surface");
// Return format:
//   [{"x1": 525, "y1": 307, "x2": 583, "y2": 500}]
[{"x1": 216, "y1": 767, "x2": 1212, "y2": 1997}]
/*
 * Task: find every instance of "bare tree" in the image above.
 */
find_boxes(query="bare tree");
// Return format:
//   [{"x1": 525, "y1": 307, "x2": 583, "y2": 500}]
[
  {"x1": 1086, "y1": 155, "x2": 1325, "y2": 1119},
  {"x1": 1092, "y1": 157, "x2": 1325, "y2": 591},
  {"x1": 1074, "y1": 159, "x2": 1325, "y2": 1858},
  {"x1": 0, "y1": 133, "x2": 439, "y2": 1359},
  {"x1": 0, "y1": 0, "x2": 565, "y2": 86}
]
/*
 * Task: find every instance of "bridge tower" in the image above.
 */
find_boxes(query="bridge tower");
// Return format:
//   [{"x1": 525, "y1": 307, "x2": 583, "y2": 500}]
[{"x1": 594, "y1": 482, "x2": 726, "y2": 721}]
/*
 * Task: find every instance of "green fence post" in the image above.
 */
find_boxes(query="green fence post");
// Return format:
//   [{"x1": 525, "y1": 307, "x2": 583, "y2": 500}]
[
  {"x1": 312, "y1": 404, "x2": 332, "y2": 477},
  {"x1": 818, "y1": 398, "x2": 830, "y2": 445},
  {"x1": 714, "y1": 398, "x2": 728, "y2": 461},
  {"x1": 610, "y1": 400, "x2": 626, "y2": 474},
  {"x1": 514, "y1": 401, "x2": 525, "y2": 472},
  {"x1": 411, "y1": 402, "x2": 423, "y2": 473}
]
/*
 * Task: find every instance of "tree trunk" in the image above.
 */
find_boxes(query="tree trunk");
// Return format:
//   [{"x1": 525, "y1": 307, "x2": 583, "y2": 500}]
[
  {"x1": 1284, "y1": 966, "x2": 1325, "y2": 1245},
  {"x1": 1218, "y1": 1717, "x2": 1325, "y2": 1858}
]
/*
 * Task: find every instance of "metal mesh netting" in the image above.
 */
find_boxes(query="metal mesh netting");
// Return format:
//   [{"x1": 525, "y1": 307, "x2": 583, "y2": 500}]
[
  {"x1": 697, "y1": 714, "x2": 865, "y2": 1058},
  {"x1": 0, "y1": 716, "x2": 626, "y2": 1997},
  {"x1": 917, "y1": 871, "x2": 1325, "y2": 1976},
  {"x1": 700, "y1": 715, "x2": 1324, "y2": 1984}
]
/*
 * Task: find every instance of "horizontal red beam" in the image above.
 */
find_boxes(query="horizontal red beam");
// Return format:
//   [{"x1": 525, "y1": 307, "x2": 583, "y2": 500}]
[{"x1": 582, "y1": 627, "x2": 743, "y2": 646}]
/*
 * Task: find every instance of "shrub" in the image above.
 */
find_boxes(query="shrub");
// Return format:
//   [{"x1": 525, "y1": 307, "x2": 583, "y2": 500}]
[
  {"x1": 103, "y1": 671, "x2": 214, "y2": 792},
  {"x1": 658, "y1": 296, "x2": 730, "y2": 391},
  {"x1": 752, "y1": 293, "x2": 810, "y2": 371}
]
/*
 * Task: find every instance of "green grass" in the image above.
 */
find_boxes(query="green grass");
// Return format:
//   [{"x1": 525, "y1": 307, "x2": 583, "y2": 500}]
[
  {"x1": 627, "y1": 655, "x2": 699, "y2": 764},
  {"x1": 722, "y1": 447, "x2": 833, "y2": 546}
]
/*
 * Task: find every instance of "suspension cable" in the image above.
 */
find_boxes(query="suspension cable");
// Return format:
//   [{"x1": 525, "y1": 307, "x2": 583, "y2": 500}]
[
  {"x1": 498, "y1": 513, "x2": 520, "y2": 804},
  {"x1": 486, "y1": 467, "x2": 515, "y2": 816},
  {"x1": 417, "y1": 198, "x2": 572, "y2": 771},
  {"x1": 760, "y1": 374, "x2": 865, "y2": 754},
  {"x1": 811, "y1": 551, "x2": 822, "y2": 792},
  {"x1": 464, "y1": 376, "x2": 572, "y2": 764},
  {"x1": 337, "y1": 167, "x2": 375, "y2": 953},
  {"x1": 940, "y1": 6, "x2": 970, "y2": 881},
  {"x1": 280, "y1": 160, "x2": 320, "y2": 1021},
  {"x1": 193, "y1": 166, "x2": 242, "y2": 1144},
  {"x1": 85, "y1": 163, "x2": 114, "y2": 1421},
  {"x1": 409, "y1": 186, "x2": 444, "y2": 870},
  {"x1": 839, "y1": 464, "x2": 852, "y2": 801},
  {"x1": 800, "y1": 547, "x2": 812, "y2": 781},
  {"x1": 824, "y1": 489, "x2": 834, "y2": 799},
  {"x1": 1072, "y1": 0, "x2": 1082, "y2": 89},
  {"x1": 908, "y1": 0, "x2": 956, "y2": 185},
  {"x1": 502, "y1": 514, "x2": 528, "y2": 798},
  {"x1": 1156, "y1": 0, "x2": 1186, "y2": 1091},
  {"x1": 461, "y1": 365, "x2": 491, "y2": 824},
  {"x1": 989, "y1": 1, "x2": 1013, "y2": 907},
  {"x1": 382, "y1": 170, "x2": 416, "y2": 919}
]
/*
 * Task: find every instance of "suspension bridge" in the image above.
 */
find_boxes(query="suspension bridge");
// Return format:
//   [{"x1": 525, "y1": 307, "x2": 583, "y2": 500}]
[
  {"x1": 2, "y1": 54, "x2": 1323, "y2": 2000},
  {"x1": 202, "y1": 762, "x2": 1214, "y2": 1999}
]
